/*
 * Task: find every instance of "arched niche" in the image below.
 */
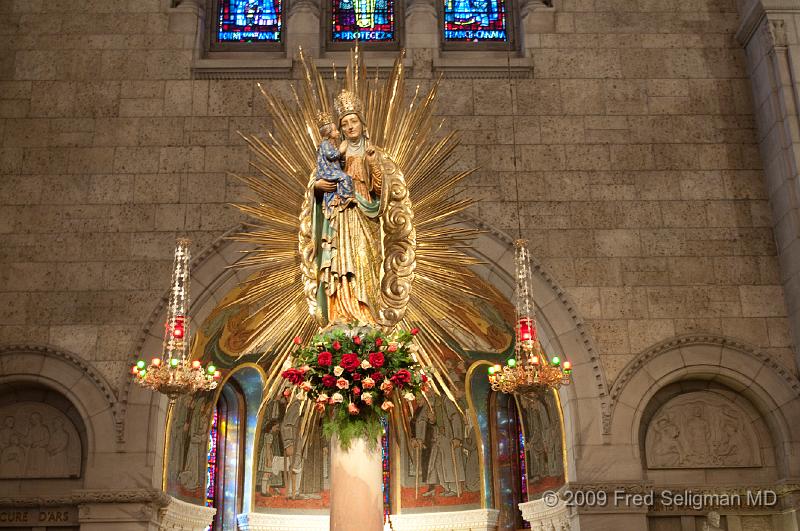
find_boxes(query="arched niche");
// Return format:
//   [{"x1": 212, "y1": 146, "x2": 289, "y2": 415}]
[
  {"x1": 129, "y1": 216, "x2": 609, "y2": 516},
  {"x1": 164, "y1": 363, "x2": 264, "y2": 513},
  {"x1": 639, "y1": 383, "x2": 777, "y2": 484},
  {"x1": 608, "y1": 336, "x2": 800, "y2": 480},
  {"x1": 0, "y1": 345, "x2": 121, "y2": 485}
]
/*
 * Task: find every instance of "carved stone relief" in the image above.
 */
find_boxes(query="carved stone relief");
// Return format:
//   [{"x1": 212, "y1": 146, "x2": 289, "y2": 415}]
[
  {"x1": 0, "y1": 402, "x2": 81, "y2": 479},
  {"x1": 645, "y1": 392, "x2": 761, "y2": 469},
  {"x1": 740, "y1": 515, "x2": 772, "y2": 531}
]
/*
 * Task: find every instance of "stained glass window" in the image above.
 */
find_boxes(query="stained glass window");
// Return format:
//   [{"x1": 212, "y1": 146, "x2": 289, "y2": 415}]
[
  {"x1": 205, "y1": 408, "x2": 219, "y2": 509},
  {"x1": 381, "y1": 417, "x2": 391, "y2": 521},
  {"x1": 217, "y1": 0, "x2": 282, "y2": 42},
  {"x1": 443, "y1": 0, "x2": 508, "y2": 42},
  {"x1": 331, "y1": 0, "x2": 395, "y2": 42}
]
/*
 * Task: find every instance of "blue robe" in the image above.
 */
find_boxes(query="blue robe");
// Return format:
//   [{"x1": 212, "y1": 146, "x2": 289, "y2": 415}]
[{"x1": 315, "y1": 139, "x2": 355, "y2": 219}]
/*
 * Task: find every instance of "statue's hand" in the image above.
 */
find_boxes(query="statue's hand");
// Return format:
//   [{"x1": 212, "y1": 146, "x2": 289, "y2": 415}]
[
  {"x1": 366, "y1": 147, "x2": 377, "y2": 162},
  {"x1": 315, "y1": 180, "x2": 336, "y2": 193}
]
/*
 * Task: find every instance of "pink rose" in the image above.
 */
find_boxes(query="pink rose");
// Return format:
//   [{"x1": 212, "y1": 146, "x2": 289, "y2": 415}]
[
  {"x1": 380, "y1": 379, "x2": 393, "y2": 393},
  {"x1": 336, "y1": 377, "x2": 349, "y2": 389},
  {"x1": 348, "y1": 402, "x2": 360, "y2": 415},
  {"x1": 381, "y1": 401, "x2": 395, "y2": 411},
  {"x1": 332, "y1": 340, "x2": 341, "y2": 351},
  {"x1": 362, "y1": 377, "x2": 375, "y2": 389},
  {"x1": 362, "y1": 392, "x2": 373, "y2": 405}
]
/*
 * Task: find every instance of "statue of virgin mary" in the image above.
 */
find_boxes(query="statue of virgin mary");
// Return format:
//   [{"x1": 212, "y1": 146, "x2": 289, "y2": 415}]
[
  {"x1": 311, "y1": 90, "x2": 387, "y2": 326},
  {"x1": 306, "y1": 87, "x2": 418, "y2": 329}
]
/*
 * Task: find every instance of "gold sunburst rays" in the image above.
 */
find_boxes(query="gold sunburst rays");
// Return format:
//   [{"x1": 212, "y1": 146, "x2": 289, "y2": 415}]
[{"x1": 229, "y1": 45, "x2": 501, "y2": 419}]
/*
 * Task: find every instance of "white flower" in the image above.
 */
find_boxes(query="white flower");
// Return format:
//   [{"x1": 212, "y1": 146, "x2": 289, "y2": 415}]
[
  {"x1": 333, "y1": 365, "x2": 344, "y2": 376},
  {"x1": 331, "y1": 392, "x2": 344, "y2": 403},
  {"x1": 403, "y1": 392, "x2": 415, "y2": 402},
  {"x1": 360, "y1": 359, "x2": 372, "y2": 370}
]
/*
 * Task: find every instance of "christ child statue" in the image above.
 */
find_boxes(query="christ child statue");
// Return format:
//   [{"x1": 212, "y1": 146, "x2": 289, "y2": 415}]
[{"x1": 315, "y1": 112, "x2": 355, "y2": 219}]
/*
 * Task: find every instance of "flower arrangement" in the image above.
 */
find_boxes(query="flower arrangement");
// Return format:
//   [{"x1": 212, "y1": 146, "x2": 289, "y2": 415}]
[{"x1": 281, "y1": 326, "x2": 429, "y2": 449}]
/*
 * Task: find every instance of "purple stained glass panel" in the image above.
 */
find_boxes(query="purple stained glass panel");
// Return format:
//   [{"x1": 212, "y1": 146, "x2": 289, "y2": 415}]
[
  {"x1": 217, "y1": 0, "x2": 282, "y2": 42},
  {"x1": 331, "y1": 0, "x2": 395, "y2": 42},
  {"x1": 381, "y1": 416, "x2": 390, "y2": 521},
  {"x1": 443, "y1": 0, "x2": 507, "y2": 42},
  {"x1": 205, "y1": 408, "x2": 219, "y2": 508}
]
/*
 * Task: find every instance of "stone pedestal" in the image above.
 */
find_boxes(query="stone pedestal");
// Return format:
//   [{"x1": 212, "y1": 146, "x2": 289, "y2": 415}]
[{"x1": 329, "y1": 434, "x2": 383, "y2": 531}]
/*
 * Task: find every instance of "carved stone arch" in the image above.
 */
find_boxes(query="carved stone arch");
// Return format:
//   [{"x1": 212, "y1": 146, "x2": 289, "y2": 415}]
[
  {"x1": 607, "y1": 335, "x2": 800, "y2": 478},
  {"x1": 0, "y1": 345, "x2": 124, "y2": 486},
  {"x1": 0, "y1": 344, "x2": 122, "y2": 452},
  {"x1": 130, "y1": 216, "x2": 610, "y2": 482}
]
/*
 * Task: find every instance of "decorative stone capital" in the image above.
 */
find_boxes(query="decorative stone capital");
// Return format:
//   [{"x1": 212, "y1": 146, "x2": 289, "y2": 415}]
[
  {"x1": 236, "y1": 512, "x2": 329, "y2": 530},
  {"x1": 519, "y1": 497, "x2": 571, "y2": 531},
  {"x1": 390, "y1": 509, "x2": 500, "y2": 530},
  {"x1": 159, "y1": 496, "x2": 216, "y2": 530}
]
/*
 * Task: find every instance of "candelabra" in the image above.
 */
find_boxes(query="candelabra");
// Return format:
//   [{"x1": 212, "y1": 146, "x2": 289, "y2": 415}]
[
  {"x1": 488, "y1": 239, "x2": 572, "y2": 393},
  {"x1": 131, "y1": 238, "x2": 219, "y2": 401}
]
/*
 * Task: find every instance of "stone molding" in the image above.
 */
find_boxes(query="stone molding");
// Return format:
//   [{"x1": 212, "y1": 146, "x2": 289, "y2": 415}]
[
  {"x1": 606, "y1": 334, "x2": 800, "y2": 435},
  {"x1": 519, "y1": 498, "x2": 570, "y2": 531},
  {"x1": 0, "y1": 344, "x2": 124, "y2": 443},
  {"x1": 390, "y1": 508, "x2": 500, "y2": 530},
  {"x1": 160, "y1": 496, "x2": 216, "y2": 530},
  {"x1": 0, "y1": 489, "x2": 170, "y2": 508}
]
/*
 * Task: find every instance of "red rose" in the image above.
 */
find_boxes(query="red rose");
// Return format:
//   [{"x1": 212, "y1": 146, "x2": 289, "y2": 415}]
[
  {"x1": 390, "y1": 369, "x2": 412, "y2": 388},
  {"x1": 375, "y1": 338, "x2": 383, "y2": 346},
  {"x1": 281, "y1": 368, "x2": 304, "y2": 385},
  {"x1": 368, "y1": 352, "x2": 385, "y2": 368},
  {"x1": 353, "y1": 387, "x2": 361, "y2": 396},
  {"x1": 321, "y1": 374, "x2": 337, "y2": 387},
  {"x1": 332, "y1": 340, "x2": 341, "y2": 351},
  {"x1": 317, "y1": 351, "x2": 333, "y2": 367},
  {"x1": 293, "y1": 336, "x2": 303, "y2": 345},
  {"x1": 410, "y1": 327, "x2": 420, "y2": 335},
  {"x1": 352, "y1": 372, "x2": 362, "y2": 381},
  {"x1": 371, "y1": 371, "x2": 383, "y2": 382},
  {"x1": 340, "y1": 353, "x2": 359, "y2": 371},
  {"x1": 353, "y1": 335, "x2": 362, "y2": 345},
  {"x1": 421, "y1": 373, "x2": 428, "y2": 382}
]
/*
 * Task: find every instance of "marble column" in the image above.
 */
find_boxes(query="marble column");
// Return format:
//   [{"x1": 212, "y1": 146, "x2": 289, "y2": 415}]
[
  {"x1": 329, "y1": 435, "x2": 384, "y2": 531},
  {"x1": 736, "y1": 1, "x2": 800, "y2": 371}
]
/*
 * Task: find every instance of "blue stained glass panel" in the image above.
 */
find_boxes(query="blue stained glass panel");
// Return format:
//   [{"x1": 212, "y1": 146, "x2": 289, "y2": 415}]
[
  {"x1": 443, "y1": 0, "x2": 507, "y2": 42},
  {"x1": 218, "y1": 0, "x2": 282, "y2": 42},
  {"x1": 331, "y1": 0, "x2": 395, "y2": 42}
]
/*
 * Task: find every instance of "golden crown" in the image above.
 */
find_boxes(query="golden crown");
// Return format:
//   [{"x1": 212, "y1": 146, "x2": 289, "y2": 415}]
[
  {"x1": 316, "y1": 110, "x2": 334, "y2": 128},
  {"x1": 333, "y1": 90, "x2": 363, "y2": 120}
]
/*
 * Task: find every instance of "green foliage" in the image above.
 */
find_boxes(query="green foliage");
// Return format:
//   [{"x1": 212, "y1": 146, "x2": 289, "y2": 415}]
[
  {"x1": 322, "y1": 407, "x2": 384, "y2": 451},
  {"x1": 281, "y1": 324, "x2": 428, "y2": 450}
]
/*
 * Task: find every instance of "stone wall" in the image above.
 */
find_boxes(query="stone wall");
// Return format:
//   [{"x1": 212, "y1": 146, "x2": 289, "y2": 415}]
[{"x1": 0, "y1": 0, "x2": 792, "y2": 394}]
